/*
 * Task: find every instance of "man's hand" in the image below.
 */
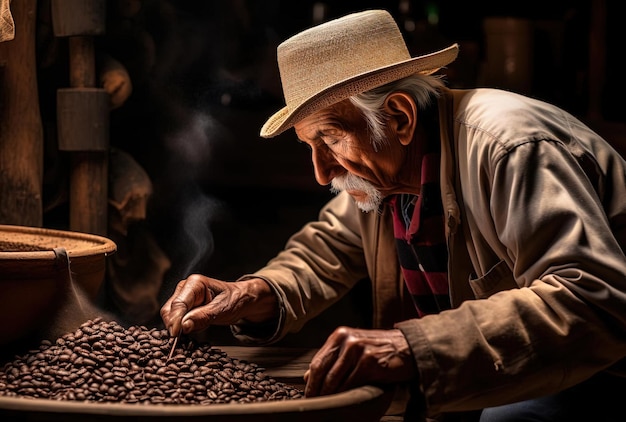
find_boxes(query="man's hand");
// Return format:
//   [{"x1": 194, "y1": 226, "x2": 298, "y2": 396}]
[
  {"x1": 304, "y1": 327, "x2": 417, "y2": 397},
  {"x1": 160, "y1": 275, "x2": 278, "y2": 337}
]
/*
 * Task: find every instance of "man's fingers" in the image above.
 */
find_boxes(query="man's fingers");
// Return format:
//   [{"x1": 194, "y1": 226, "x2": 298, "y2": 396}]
[
  {"x1": 181, "y1": 293, "x2": 238, "y2": 332},
  {"x1": 161, "y1": 277, "x2": 212, "y2": 336},
  {"x1": 318, "y1": 342, "x2": 358, "y2": 396},
  {"x1": 167, "y1": 301, "x2": 190, "y2": 336},
  {"x1": 305, "y1": 344, "x2": 342, "y2": 397},
  {"x1": 160, "y1": 283, "x2": 186, "y2": 336},
  {"x1": 337, "y1": 355, "x2": 371, "y2": 393}
]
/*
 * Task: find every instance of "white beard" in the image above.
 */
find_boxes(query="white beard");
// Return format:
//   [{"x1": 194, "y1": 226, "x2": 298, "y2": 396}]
[{"x1": 330, "y1": 173, "x2": 383, "y2": 213}]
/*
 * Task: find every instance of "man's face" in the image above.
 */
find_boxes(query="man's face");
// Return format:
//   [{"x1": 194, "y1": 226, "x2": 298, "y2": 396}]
[{"x1": 294, "y1": 100, "x2": 408, "y2": 212}]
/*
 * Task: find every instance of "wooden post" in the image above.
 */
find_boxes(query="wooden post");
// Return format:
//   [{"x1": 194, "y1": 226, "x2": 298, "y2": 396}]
[
  {"x1": 0, "y1": 0, "x2": 44, "y2": 227},
  {"x1": 65, "y1": 37, "x2": 109, "y2": 236},
  {"x1": 52, "y1": 0, "x2": 108, "y2": 236}
]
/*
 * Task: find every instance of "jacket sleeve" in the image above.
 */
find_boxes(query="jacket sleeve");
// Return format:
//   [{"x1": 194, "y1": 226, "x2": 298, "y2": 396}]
[
  {"x1": 397, "y1": 134, "x2": 626, "y2": 414},
  {"x1": 232, "y1": 191, "x2": 369, "y2": 344}
]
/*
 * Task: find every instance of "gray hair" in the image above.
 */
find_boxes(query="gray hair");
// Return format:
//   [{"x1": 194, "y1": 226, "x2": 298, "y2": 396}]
[{"x1": 349, "y1": 73, "x2": 444, "y2": 150}]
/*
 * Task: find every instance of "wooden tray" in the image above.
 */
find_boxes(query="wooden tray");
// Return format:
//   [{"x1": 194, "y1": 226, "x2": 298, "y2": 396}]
[{"x1": 0, "y1": 346, "x2": 394, "y2": 421}]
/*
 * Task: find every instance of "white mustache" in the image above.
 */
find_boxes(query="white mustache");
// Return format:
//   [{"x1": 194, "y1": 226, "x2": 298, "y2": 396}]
[
  {"x1": 331, "y1": 173, "x2": 373, "y2": 192},
  {"x1": 330, "y1": 174, "x2": 382, "y2": 212}
]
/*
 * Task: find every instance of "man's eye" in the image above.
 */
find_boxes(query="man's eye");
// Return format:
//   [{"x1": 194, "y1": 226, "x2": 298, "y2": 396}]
[{"x1": 322, "y1": 136, "x2": 339, "y2": 146}]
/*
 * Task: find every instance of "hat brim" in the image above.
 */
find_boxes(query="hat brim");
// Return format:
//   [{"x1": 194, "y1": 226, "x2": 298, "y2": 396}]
[{"x1": 260, "y1": 43, "x2": 459, "y2": 138}]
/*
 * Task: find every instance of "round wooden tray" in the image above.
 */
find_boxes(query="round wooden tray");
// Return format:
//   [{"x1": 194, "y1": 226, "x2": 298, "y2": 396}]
[{"x1": 0, "y1": 347, "x2": 394, "y2": 421}]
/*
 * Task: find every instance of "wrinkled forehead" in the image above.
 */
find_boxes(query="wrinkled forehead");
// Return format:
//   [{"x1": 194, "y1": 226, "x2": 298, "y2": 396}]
[{"x1": 294, "y1": 100, "x2": 365, "y2": 135}]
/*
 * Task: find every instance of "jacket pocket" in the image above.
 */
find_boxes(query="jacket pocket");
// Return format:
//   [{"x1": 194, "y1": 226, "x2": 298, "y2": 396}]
[{"x1": 468, "y1": 260, "x2": 518, "y2": 299}]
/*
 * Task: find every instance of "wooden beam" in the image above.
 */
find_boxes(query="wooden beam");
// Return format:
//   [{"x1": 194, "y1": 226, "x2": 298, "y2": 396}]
[{"x1": 0, "y1": 0, "x2": 44, "y2": 227}]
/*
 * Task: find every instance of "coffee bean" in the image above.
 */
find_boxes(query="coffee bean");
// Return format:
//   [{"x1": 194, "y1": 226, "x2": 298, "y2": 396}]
[{"x1": 0, "y1": 318, "x2": 304, "y2": 405}]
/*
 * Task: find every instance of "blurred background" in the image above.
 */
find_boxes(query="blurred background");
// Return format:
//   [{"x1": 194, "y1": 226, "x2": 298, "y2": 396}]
[{"x1": 1, "y1": 0, "x2": 624, "y2": 346}]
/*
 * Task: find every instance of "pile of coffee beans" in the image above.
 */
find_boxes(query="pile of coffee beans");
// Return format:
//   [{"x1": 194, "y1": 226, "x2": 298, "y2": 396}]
[{"x1": 0, "y1": 318, "x2": 303, "y2": 404}]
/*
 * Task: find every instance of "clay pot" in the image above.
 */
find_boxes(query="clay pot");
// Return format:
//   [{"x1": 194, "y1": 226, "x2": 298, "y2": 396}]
[{"x1": 0, "y1": 224, "x2": 116, "y2": 345}]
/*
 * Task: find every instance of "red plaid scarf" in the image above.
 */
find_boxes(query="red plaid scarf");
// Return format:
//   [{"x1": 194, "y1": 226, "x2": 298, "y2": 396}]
[{"x1": 388, "y1": 145, "x2": 449, "y2": 317}]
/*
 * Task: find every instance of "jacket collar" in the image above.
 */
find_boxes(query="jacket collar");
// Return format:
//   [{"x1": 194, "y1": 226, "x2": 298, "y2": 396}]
[{"x1": 437, "y1": 87, "x2": 477, "y2": 306}]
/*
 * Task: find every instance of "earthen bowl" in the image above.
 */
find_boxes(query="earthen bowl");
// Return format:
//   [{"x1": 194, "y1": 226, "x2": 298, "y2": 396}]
[{"x1": 0, "y1": 224, "x2": 116, "y2": 345}]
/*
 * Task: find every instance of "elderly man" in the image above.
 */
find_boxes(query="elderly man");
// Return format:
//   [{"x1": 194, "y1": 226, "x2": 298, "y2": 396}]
[{"x1": 161, "y1": 10, "x2": 626, "y2": 421}]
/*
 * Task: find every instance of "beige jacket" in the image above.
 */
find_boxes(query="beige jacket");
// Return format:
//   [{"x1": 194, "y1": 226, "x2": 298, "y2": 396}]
[{"x1": 239, "y1": 88, "x2": 626, "y2": 414}]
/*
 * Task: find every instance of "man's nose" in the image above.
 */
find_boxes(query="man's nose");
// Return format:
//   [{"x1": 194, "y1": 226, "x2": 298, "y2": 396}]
[{"x1": 311, "y1": 147, "x2": 342, "y2": 186}]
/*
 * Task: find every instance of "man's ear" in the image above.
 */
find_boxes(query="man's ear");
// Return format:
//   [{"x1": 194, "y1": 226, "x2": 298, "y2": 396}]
[{"x1": 383, "y1": 92, "x2": 417, "y2": 146}]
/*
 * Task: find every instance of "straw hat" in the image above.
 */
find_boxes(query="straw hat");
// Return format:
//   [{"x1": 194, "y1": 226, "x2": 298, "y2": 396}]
[{"x1": 260, "y1": 9, "x2": 459, "y2": 138}]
